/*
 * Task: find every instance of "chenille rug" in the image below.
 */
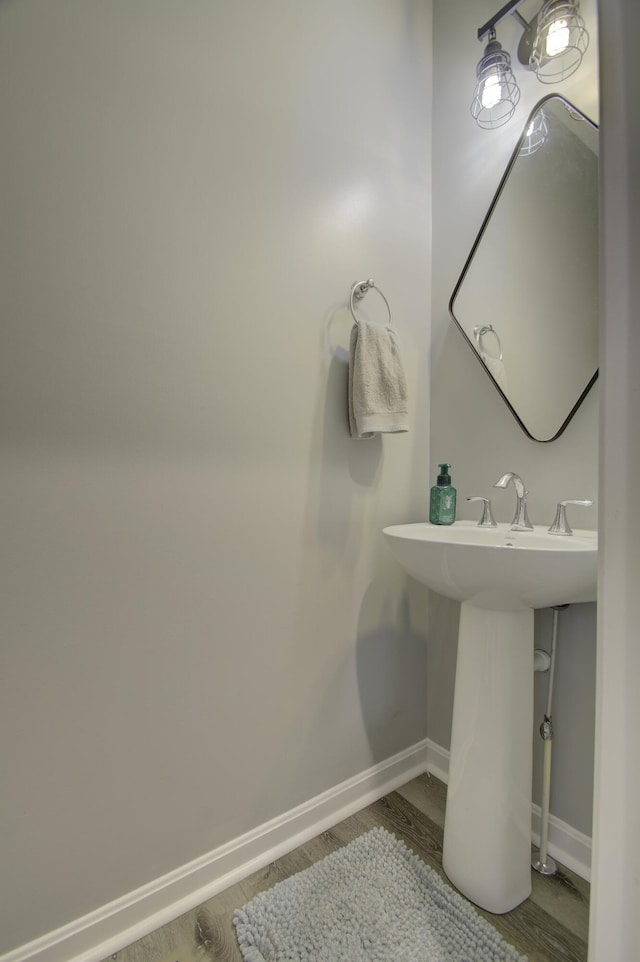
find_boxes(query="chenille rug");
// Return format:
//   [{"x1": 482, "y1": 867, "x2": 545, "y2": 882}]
[{"x1": 233, "y1": 826, "x2": 527, "y2": 961}]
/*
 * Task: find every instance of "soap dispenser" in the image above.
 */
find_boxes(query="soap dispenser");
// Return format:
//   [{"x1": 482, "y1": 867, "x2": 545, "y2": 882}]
[{"x1": 429, "y1": 463, "x2": 457, "y2": 525}]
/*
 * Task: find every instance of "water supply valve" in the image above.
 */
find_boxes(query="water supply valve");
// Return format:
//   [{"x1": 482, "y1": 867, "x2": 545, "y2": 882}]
[{"x1": 539, "y1": 715, "x2": 553, "y2": 741}]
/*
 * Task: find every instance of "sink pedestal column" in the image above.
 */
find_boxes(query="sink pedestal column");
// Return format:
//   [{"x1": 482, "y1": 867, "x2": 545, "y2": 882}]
[{"x1": 442, "y1": 601, "x2": 534, "y2": 914}]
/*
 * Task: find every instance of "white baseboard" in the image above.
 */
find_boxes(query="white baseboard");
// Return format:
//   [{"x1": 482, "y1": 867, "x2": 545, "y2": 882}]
[
  {"x1": 5, "y1": 737, "x2": 591, "y2": 962},
  {"x1": 425, "y1": 739, "x2": 592, "y2": 883},
  {"x1": 425, "y1": 738, "x2": 450, "y2": 784},
  {"x1": 3, "y1": 741, "x2": 430, "y2": 962}
]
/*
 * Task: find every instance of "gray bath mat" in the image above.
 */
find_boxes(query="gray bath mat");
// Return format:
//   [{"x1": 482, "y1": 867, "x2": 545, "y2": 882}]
[{"x1": 233, "y1": 826, "x2": 527, "y2": 961}]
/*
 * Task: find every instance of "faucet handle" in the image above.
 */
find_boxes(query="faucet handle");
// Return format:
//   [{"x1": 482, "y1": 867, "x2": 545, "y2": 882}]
[
  {"x1": 548, "y1": 499, "x2": 593, "y2": 536},
  {"x1": 467, "y1": 497, "x2": 497, "y2": 527}
]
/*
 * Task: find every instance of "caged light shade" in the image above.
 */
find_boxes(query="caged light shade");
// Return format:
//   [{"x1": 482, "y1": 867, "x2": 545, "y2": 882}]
[
  {"x1": 530, "y1": 0, "x2": 589, "y2": 83},
  {"x1": 471, "y1": 34, "x2": 521, "y2": 130}
]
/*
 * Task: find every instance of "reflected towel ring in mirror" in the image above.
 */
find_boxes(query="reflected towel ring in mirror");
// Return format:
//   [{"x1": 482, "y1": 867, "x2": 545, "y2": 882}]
[
  {"x1": 474, "y1": 324, "x2": 503, "y2": 361},
  {"x1": 350, "y1": 279, "x2": 393, "y2": 327}
]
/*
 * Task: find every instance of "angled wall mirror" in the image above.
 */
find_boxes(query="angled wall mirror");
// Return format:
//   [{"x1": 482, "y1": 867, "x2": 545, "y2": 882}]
[{"x1": 449, "y1": 94, "x2": 599, "y2": 442}]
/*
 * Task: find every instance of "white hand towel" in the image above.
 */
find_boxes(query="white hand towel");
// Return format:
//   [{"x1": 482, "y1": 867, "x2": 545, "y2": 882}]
[{"x1": 348, "y1": 320, "x2": 409, "y2": 439}]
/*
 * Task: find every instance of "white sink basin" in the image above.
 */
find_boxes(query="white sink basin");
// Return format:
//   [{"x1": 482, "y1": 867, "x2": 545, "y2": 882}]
[
  {"x1": 382, "y1": 519, "x2": 597, "y2": 914},
  {"x1": 383, "y1": 520, "x2": 597, "y2": 611}
]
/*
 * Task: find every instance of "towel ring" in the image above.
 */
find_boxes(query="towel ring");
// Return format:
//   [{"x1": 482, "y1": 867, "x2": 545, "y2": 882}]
[
  {"x1": 350, "y1": 279, "x2": 393, "y2": 327},
  {"x1": 473, "y1": 324, "x2": 503, "y2": 362}
]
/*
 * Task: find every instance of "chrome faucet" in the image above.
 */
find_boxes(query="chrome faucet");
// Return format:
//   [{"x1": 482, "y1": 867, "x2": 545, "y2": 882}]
[{"x1": 493, "y1": 472, "x2": 533, "y2": 531}]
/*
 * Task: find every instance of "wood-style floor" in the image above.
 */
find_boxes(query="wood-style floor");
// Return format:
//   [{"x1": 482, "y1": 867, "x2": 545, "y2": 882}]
[{"x1": 105, "y1": 773, "x2": 589, "y2": 962}]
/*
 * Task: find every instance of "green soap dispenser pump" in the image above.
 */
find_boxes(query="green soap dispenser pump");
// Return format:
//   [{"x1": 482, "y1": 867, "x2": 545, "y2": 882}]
[{"x1": 429, "y1": 463, "x2": 457, "y2": 525}]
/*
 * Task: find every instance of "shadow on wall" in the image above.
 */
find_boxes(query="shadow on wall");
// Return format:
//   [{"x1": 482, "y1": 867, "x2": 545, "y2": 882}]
[
  {"x1": 302, "y1": 303, "x2": 385, "y2": 560},
  {"x1": 425, "y1": 591, "x2": 460, "y2": 751},
  {"x1": 532, "y1": 601, "x2": 596, "y2": 835},
  {"x1": 356, "y1": 577, "x2": 428, "y2": 764},
  {"x1": 253, "y1": 302, "x2": 427, "y2": 818},
  {"x1": 316, "y1": 352, "x2": 383, "y2": 547},
  {"x1": 317, "y1": 307, "x2": 428, "y2": 764},
  {"x1": 422, "y1": 589, "x2": 597, "y2": 839}
]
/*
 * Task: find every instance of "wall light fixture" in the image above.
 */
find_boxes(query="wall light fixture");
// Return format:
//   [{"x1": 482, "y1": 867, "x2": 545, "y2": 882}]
[
  {"x1": 530, "y1": 0, "x2": 590, "y2": 83},
  {"x1": 471, "y1": 29, "x2": 521, "y2": 129},
  {"x1": 472, "y1": 0, "x2": 589, "y2": 129}
]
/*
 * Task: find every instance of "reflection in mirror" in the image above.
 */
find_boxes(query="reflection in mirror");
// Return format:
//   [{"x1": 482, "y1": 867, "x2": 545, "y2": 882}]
[{"x1": 449, "y1": 95, "x2": 598, "y2": 442}]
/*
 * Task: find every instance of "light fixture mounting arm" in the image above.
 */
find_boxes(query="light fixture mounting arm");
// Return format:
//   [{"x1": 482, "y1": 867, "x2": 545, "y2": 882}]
[{"x1": 477, "y1": 0, "x2": 530, "y2": 42}]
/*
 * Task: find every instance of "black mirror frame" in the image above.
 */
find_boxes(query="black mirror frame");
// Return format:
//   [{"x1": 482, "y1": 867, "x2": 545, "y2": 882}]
[{"x1": 449, "y1": 94, "x2": 599, "y2": 443}]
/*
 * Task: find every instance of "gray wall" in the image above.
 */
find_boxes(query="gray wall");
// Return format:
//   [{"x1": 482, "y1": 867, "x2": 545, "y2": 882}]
[
  {"x1": 0, "y1": 2, "x2": 432, "y2": 953},
  {"x1": 430, "y1": 0, "x2": 599, "y2": 836}
]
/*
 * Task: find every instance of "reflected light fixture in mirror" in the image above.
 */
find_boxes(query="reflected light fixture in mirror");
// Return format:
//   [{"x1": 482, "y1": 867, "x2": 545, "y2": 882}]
[
  {"x1": 472, "y1": 0, "x2": 589, "y2": 129},
  {"x1": 519, "y1": 107, "x2": 549, "y2": 155}
]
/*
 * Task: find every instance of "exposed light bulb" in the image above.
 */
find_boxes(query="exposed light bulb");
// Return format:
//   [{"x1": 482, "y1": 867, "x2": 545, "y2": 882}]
[
  {"x1": 471, "y1": 34, "x2": 520, "y2": 129},
  {"x1": 546, "y1": 18, "x2": 570, "y2": 56},
  {"x1": 530, "y1": 1, "x2": 590, "y2": 84},
  {"x1": 481, "y1": 74, "x2": 502, "y2": 110}
]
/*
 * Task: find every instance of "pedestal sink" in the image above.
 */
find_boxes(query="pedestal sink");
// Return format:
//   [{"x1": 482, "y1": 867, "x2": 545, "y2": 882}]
[{"x1": 382, "y1": 520, "x2": 597, "y2": 914}]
